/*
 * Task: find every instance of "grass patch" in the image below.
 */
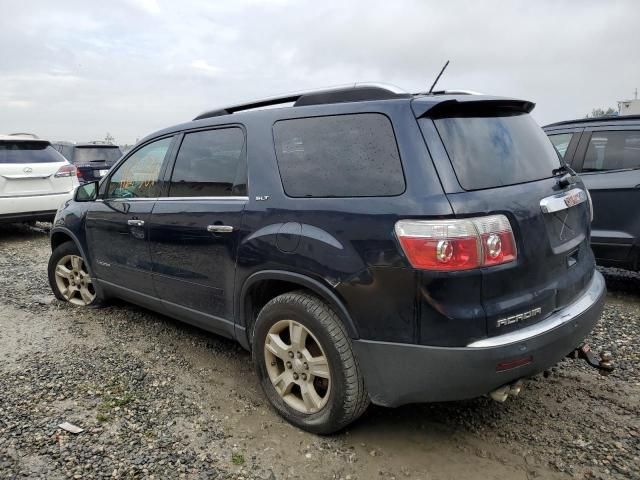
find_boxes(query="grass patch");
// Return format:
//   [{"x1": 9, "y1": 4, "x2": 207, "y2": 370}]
[
  {"x1": 231, "y1": 452, "x2": 245, "y2": 465},
  {"x1": 98, "y1": 392, "x2": 136, "y2": 412},
  {"x1": 96, "y1": 412, "x2": 110, "y2": 422}
]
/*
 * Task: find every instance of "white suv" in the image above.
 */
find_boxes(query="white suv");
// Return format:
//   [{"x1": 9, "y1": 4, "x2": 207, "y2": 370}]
[{"x1": 0, "y1": 134, "x2": 79, "y2": 224}]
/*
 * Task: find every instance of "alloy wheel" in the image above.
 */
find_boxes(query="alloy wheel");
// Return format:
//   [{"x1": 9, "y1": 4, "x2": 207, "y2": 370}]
[
  {"x1": 264, "y1": 319, "x2": 331, "y2": 414},
  {"x1": 54, "y1": 254, "x2": 96, "y2": 306}
]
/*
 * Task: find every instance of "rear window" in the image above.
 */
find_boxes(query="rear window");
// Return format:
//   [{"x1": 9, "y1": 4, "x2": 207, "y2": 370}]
[
  {"x1": 0, "y1": 142, "x2": 64, "y2": 164},
  {"x1": 273, "y1": 113, "x2": 405, "y2": 197},
  {"x1": 73, "y1": 147, "x2": 122, "y2": 164},
  {"x1": 430, "y1": 113, "x2": 561, "y2": 190}
]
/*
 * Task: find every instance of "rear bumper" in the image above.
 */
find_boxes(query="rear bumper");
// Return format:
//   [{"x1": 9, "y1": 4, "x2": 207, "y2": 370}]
[
  {"x1": 353, "y1": 271, "x2": 606, "y2": 407},
  {"x1": 0, "y1": 191, "x2": 73, "y2": 222}
]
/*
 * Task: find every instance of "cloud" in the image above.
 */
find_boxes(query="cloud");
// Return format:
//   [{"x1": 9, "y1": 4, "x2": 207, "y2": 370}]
[
  {"x1": 128, "y1": 0, "x2": 161, "y2": 14},
  {"x1": 0, "y1": 0, "x2": 638, "y2": 144},
  {"x1": 190, "y1": 60, "x2": 223, "y2": 78}
]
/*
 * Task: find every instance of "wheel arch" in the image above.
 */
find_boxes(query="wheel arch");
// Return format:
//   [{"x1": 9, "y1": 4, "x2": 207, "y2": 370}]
[
  {"x1": 50, "y1": 227, "x2": 95, "y2": 276},
  {"x1": 237, "y1": 270, "x2": 359, "y2": 350}
]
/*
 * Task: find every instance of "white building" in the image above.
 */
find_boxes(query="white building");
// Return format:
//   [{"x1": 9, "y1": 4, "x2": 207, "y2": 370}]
[{"x1": 618, "y1": 90, "x2": 640, "y2": 115}]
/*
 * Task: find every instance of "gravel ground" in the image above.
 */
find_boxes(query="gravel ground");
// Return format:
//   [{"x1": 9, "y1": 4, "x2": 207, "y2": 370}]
[{"x1": 0, "y1": 223, "x2": 638, "y2": 480}]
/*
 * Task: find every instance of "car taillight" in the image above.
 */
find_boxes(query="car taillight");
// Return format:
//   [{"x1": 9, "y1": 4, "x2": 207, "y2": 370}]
[
  {"x1": 54, "y1": 164, "x2": 77, "y2": 177},
  {"x1": 394, "y1": 215, "x2": 517, "y2": 271}
]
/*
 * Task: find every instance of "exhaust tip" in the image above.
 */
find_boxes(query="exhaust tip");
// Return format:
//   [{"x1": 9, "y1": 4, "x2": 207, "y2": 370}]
[
  {"x1": 490, "y1": 380, "x2": 524, "y2": 402},
  {"x1": 509, "y1": 380, "x2": 524, "y2": 396},
  {"x1": 489, "y1": 386, "x2": 510, "y2": 402}
]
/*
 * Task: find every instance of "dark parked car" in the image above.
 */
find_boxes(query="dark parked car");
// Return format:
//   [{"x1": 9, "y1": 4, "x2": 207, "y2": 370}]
[
  {"x1": 52, "y1": 141, "x2": 122, "y2": 183},
  {"x1": 544, "y1": 115, "x2": 640, "y2": 271},
  {"x1": 48, "y1": 84, "x2": 605, "y2": 433}
]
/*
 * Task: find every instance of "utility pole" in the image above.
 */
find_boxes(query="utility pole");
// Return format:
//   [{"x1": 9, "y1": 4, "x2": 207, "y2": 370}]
[{"x1": 635, "y1": 87, "x2": 638, "y2": 100}]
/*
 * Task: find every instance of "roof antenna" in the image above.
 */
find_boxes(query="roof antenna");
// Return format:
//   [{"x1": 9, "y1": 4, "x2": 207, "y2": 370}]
[{"x1": 428, "y1": 60, "x2": 450, "y2": 94}]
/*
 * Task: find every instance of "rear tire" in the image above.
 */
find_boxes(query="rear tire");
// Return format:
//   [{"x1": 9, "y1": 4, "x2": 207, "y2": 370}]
[
  {"x1": 48, "y1": 241, "x2": 103, "y2": 307},
  {"x1": 252, "y1": 291, "x2": 369, "y2": 434}
]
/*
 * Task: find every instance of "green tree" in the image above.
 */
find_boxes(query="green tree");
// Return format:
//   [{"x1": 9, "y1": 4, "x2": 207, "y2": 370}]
[{"x1": 585, "y1": 107, "x2": 616, "y2": 118}]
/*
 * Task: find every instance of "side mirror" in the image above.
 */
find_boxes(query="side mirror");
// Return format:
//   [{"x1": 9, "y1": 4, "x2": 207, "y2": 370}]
[{"x1": 74, "y1": 181, "x2": 99, "y2": 202}]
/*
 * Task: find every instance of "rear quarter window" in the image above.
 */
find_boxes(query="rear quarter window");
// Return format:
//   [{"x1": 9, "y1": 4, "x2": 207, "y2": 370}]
[
  {"x1": 547, "y1": 133, "x2": 574, "y2": 159},
  {"x1": 273, "y1": 113, "x2": 405, "y2": 197},
  {"x1": 430, "y1": 113, "x2": 560, "y2": 190}
]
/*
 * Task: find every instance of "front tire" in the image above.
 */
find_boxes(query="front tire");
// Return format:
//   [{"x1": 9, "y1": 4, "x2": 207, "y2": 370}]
[
  {"x1": 252, "y1": 291, "x2": 369, "y2": 434},
  {"x1": 48, "y1": 241, "x2": 101, "y2": 307}
]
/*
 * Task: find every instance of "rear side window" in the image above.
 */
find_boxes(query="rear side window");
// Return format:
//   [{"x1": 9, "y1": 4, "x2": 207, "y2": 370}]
[
  {"x1": 273, "y1": 113, "x2": 405, "y2": 197},
  {"x1": 169, "y1": 128, "x2": 246, "y2": 197},
  {"x1": 582, "y1": 130, "x2": 640, "y2": 172},
  {"x1": 548, "y1": 133, "x2": 573, "y2": 159},
  {"x1": 429, "y1": 113, "x2": 561, "y2": 190},
  {"x1": 0, "y1": 142, "x2": 65, "y2": 164}
]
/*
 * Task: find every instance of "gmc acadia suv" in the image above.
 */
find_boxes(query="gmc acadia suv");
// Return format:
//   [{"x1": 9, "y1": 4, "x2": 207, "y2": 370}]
[{"x1": 48, "y1": 84, "x2": 606, "y2": 433}]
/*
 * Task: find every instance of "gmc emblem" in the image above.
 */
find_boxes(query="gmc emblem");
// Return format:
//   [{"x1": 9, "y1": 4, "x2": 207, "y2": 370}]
[{"x1": 496, "y1": 307, "x2": 542, "y2": 327}]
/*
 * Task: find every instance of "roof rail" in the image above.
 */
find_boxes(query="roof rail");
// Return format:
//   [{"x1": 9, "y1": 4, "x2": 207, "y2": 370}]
[
  {"x1": 544, "y1": 114, "x2": 640, "y2": 128},
  {"x1": 424, "y1": 89, "x2": 484, "y2": 96},
  {"x1": 9, "y1": 132, "x2": 39, "y2": 139},
  {"x1": 193, "y1": 82, "x2": 409, "y2": 120}
]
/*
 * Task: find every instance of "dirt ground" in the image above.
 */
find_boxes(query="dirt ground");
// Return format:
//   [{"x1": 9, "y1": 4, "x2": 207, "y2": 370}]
[{"x1": 0, "y1": 223, "x2": 638, "y2": 480}]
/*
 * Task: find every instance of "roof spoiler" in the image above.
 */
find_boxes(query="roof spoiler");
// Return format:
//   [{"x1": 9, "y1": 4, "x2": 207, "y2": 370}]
[{"x1": 412, "y1": 97, "x2": 535, "y2": 118}]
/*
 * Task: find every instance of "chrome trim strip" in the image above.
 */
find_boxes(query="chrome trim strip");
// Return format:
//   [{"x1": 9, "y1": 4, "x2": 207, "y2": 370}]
[
  {"x1": 155, "y1": 196, "x2": 249, "y2": 201},
  {"x1": 96, "y1": 198, "x2": 158, "y2": 202},
  {"x1": 0, "y1": 191, "x2": 73, "y2": 199},
  {"x1": 96, "y1": 196, "x2": 249, "y2": 203},
  {"x1": 539, "y1": 187, "x2": 587, "y2": 214},
  {"x1": 467, "y1": 271, "x2": 604, "y2": 348},
  {"x1": 2, "y1": 174, "x2": 53, "y2": 179}
]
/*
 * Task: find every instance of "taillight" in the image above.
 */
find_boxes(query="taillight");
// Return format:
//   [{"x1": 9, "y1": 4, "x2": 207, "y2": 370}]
[
  {"x1": 54, "y1": 164, "x2": 77, "y2": 177},
  {"x1": 395, "y1": 215, "x2": 517, "y2": 271}
]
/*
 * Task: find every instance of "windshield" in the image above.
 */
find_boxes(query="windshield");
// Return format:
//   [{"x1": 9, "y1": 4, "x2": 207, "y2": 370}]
[
  {"x1": 0, "y1": 142, "x2": 65, "y2": 164},
  {"x1": 429, "y1": 112, "x2": 561, "y2": 190},
  {"x1": 73, "y1": 146, "x2": 122, "y2": 164}
]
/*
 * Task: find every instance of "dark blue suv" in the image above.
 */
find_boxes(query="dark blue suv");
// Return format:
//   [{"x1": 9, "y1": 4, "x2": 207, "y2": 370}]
[
  {"x1": 48, "y1": 84, "x2": 606, "y2": 433},
  {"x1": 544, "y1": 115, "x2": 640, "y2": 271}
]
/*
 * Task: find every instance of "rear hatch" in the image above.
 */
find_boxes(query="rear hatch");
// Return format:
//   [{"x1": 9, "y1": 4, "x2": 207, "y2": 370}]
[
  {"x1": 417, "y1": 99, "x2": 594, "y2": 340},
  {"x1": 0, "y1": 140, "x2": 74, "y2": 198},
  {"x1": 72, "y1": 145, "x2": 122, "y2": 182}
]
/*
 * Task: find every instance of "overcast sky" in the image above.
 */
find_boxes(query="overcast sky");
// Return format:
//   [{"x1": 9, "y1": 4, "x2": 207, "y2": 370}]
[{"x1": 0, "y1": 0, "x2": 638, "y2": 144}]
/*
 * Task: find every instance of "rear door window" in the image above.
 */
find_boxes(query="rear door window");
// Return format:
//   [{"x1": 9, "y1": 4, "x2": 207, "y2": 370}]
[
  {"x1": 428, "y1": 113, "x2": 561, "y2": 190},
  {"x1": 0, "y1": 142, "x2": 65, "y2": 163},
  {"x1": 582, "y1": 130, "x2": 640, "y2": 172},
  {"x1": 548, "y1": 133, "x2": 573, "y2": 159},
  {"x1": 273, "y1": 113, "x2": 405, "y2": 197},
  {"x1": 169, "y1": 128, "x2": 246, "y2": 197}
]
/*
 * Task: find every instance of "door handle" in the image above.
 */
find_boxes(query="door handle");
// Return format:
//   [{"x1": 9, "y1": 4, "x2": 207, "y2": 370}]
[
  {"x1": 207, "y1": 225, "x2": 234, "y2": 233},
  {"x1": 127, "y1": 219, "x2": 145, "y2": 227}
]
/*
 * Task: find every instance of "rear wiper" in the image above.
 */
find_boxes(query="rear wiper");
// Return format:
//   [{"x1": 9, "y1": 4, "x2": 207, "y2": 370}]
[
  {"x1": 552, "y1": 163, "x2": 573, "y2": 176},
  {"x1": 552, "y1": 163, "x2": 578, "y2": 188}
]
